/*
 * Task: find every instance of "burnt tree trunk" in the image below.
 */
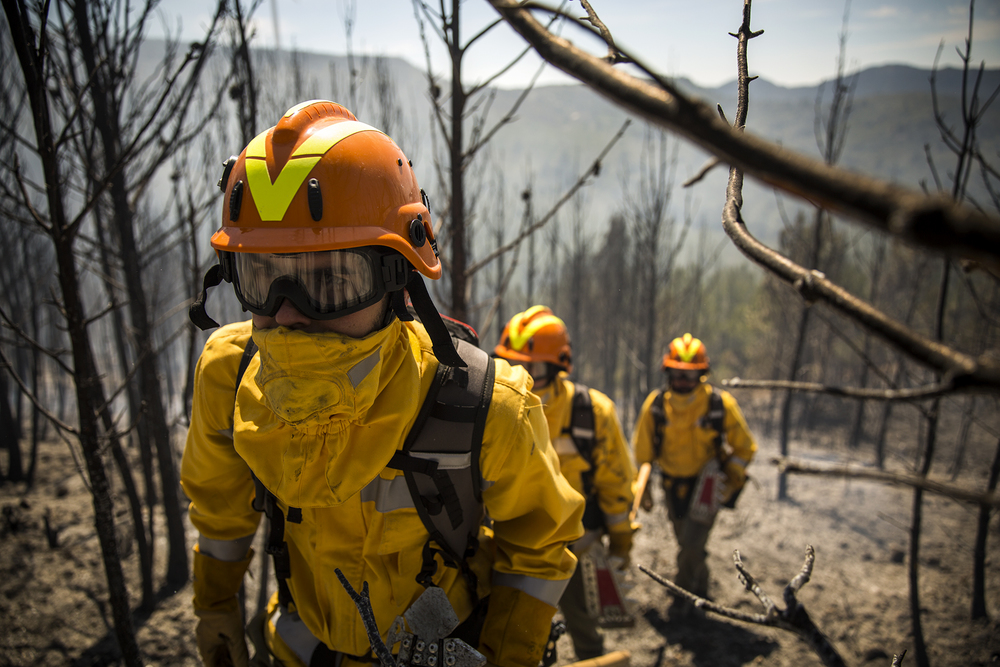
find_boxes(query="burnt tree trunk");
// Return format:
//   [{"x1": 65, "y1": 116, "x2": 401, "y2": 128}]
[
  {"x1": 3, "y1": 2, "x2": 142, "y2": 662},
  {"x1": 72, "y1": 0, "x2": 188, "y2": 588}
]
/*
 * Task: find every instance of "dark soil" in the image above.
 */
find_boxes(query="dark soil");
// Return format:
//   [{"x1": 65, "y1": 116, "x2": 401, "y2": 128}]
[{"x1": 2, "y1": 426, "x2": 999, "y2": 667}]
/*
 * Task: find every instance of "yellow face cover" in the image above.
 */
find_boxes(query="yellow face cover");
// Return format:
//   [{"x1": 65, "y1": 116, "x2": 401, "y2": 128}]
[
  {"x1": 252, "y1": 324, "x2": 393, "y2": 427},
  {"x1": 235, "y1": 322, "x2": 422, "y2": 507}
]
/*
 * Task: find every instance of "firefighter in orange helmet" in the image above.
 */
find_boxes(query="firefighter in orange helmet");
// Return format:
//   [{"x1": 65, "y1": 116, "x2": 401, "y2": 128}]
[
  {"x1": 495, "y1": 306, "x2": 636, "y2": 660},
  {"x1": 632, "y1": 333, "x2": 756, "y2": 617},
  {"x1": 182, "y1": 102, "x2": 584, "y2": 667}
]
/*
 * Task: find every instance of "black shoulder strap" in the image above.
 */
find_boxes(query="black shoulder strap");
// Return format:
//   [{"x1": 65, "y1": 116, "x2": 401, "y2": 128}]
[
  {"x1": 649, "y1": 390, "x2": 666, "y2": 459},
  {"x1": 385, "y1": 338, "x2": 494, "y2": 592},
  {"x1": 566, "y1": 383, "x2": 606, "y2": 530},
  {"x1": 707, "y1": 386, "x2": 726, "y2": 461},
  {"x1": 236, "y1": 335, "x2": 298, "y2": 608},
  {"x1": 235, "y1": 336, "x2": 258, "y2": 398},
  {"x1": 565, "y1": 383, "x2": 597, "y2": 465}
]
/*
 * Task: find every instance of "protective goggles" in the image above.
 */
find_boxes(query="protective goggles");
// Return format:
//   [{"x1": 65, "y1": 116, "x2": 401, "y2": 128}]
[
  {"x1": 669, "y1": 368, "x2": 705, "y2": 382},
  {"x1": 221, "y1": 247, "x2": 410, "y2": 320}
]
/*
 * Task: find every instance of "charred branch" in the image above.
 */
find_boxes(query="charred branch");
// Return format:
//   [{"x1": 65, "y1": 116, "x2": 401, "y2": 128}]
[
  {"x1": 772, "y1": 457, "x2": 1000, "y2": 508},
  {"x1": 640, "y1": 546, "x2": 852, "y2": 667},
  {"x1": 485, "y1": 0, "x2": 1000, "y2": 274}
]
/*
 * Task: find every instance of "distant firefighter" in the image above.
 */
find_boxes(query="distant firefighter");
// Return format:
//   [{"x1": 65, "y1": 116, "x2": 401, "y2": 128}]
[
  {"x1": 495, "y1": 306, "x2": 636, "y2": 660},
  {"x1": 633, "y1": 333, "x2": 757, "y2": 617}
]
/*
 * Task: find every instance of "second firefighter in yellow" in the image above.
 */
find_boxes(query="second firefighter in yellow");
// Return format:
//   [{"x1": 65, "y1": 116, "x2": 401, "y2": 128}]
[
  {"x1": 633, "y1": 334, "x2": 756, "y2": 614},
  {"x1": 495, "y1": 306, "x2": 635, "y2": 660}
]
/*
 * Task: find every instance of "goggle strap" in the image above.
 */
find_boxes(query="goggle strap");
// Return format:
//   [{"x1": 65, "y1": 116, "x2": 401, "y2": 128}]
[
  {"x1": 407, "y1": 274, "x2": 466, "y2": 368},
  {"x1": 189, "y1": 264, "x2": 224, "y2": 331}
]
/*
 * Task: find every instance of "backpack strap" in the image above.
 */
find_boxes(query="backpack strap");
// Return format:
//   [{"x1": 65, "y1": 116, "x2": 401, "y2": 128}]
[
  {"x1": 706, "y1": 387, "x2": 726, "y2": 461},
  {"x1": 235, "y1": 336, "x2": 258, "y2": 402},
  {"x1": 563, "y1": 384, "x2": 603, "y2": 530},
  {"x1": 237, "y1": 335, "x2": 300, "y2": 609},
  {"x1": 385, "y1": 338, "x2": 494, "y2": 596},
  {"x1": 649, "y1": 390, "x2": 667, "y2": 460}
]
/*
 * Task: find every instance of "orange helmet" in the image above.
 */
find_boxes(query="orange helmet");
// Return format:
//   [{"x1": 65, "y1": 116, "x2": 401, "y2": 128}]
[
  {"x1": 213, "y1": 100, "x2": 438, "y2": 276},
  {"x1": 494, "y1": 306, "x2": 573, "y2": 373},
  {"x1": 662, "y1": 333, "x2": 709, "y2": 371}
]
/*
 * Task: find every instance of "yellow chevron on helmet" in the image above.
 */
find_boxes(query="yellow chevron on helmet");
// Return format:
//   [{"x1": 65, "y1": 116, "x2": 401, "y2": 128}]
[
  {"x1": 494, "y1": 305, "x2": 573, "y2": 373},
  {"x1": 663, "y1": 333, "x2": 710, "y2": 371}
]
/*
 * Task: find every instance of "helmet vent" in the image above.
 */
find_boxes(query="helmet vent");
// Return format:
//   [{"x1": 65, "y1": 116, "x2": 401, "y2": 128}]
[
  {"x1": 307, "y1": 178, "x2": 323, "y2": 221},
  {"x1": 409, "y1": 219, "x2": 427, "y2": 247},
  {"x1": 229, "y1": 180, "x2": 243, "y2": 221},
  {"x1": 217, "y1": 155, "x2": 237, "y2": 193},
  {"x1": 397, "y1": 158, "x2": 403, "y2": 166}
]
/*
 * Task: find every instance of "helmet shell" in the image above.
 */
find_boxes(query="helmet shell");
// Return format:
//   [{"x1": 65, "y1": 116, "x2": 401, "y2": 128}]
[
  {"x1": 662, "y1": 333, "x2": 710, "y2": 371},
  {"x1": 494, "y1": 305, "x2": 573, "y2": 373},
  {"x1": 213, "y1": 100, "x2": 439, "y2": 278}
]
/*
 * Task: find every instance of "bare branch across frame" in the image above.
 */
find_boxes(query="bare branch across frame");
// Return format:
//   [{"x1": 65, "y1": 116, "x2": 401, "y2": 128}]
[
  {"x1": 486, "y1": 0, "x2": 1000, "y2": 272},
  {"x1": 772, "y1": 457, "x2": 1000, "y2": 508},
  {"x1": 486, "y1": 0, "x2": 1000, "y2": 393}
]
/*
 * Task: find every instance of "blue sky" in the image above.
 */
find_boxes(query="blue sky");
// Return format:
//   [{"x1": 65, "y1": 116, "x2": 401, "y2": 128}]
[{"x1": 154, "y1": 0, "x2": 1000, "y2": 88}]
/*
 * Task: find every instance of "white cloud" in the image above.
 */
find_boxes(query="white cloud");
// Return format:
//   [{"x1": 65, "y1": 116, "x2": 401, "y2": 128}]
[{"x1": 864, "y1": 6, "x2": 901, "y2": 19}]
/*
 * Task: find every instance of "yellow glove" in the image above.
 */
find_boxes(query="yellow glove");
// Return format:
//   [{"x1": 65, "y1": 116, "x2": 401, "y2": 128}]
[
  {"x1": 479, "y1": 585, "x2": 558, "y2": 667},
  {"x1": 193, "y1": 546, "x2": 254, "y2": 667},
  {"x1": 723, "y1": 459, "x2": 748, "y2": 503}
]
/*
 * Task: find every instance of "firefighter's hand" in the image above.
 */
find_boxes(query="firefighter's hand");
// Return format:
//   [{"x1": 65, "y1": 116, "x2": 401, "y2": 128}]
[
  {"x1": 640, "y1": 483, "x2": 654, "y2": 512},
  {"x1": 607, "y1": 523, "x2": 634, "y2": 569},
  {"x1": 479, "y1": 585, "x2": 557, "y2": 667},
  {"x1": 723, "y1": 459, "x2": 748, "y2": 503},
  {"x1": 196, "y1": 606, "x2": 249, "y2": 667},
  {"x1": 192, "y1": 546, "x2": 254, "y2": 667}
]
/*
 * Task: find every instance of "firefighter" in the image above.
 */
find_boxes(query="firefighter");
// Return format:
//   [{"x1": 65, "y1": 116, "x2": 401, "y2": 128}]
[
  {"x1": 633, "y1": 333, "x2": 756, "y2": 617},
  {"x1": 494, "y1": 306, "x2": 635, "y2": 660},
  {"x1": 181, "y1": 101, "x2": 584, "y2": 667}
]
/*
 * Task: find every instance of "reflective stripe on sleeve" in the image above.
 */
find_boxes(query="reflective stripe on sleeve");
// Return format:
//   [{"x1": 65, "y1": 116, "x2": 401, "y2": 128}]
[
  {"x1": 492, "y1": 571, "x2": 570, "y2": 608},
  {"x1": 604, "y1": 511, "x2": 629, "y2": 527},
  {"x1": 272, "y1": 604, "x2": 321, "y2": 665},
  {"x1": 198, "y1": 533, "x2": 254, "y2": 562},
  {"x1": 729, "y1": 456, "x2": 748, "y2": 468}
]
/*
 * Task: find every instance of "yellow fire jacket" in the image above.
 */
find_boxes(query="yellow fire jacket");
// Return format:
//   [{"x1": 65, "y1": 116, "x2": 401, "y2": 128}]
[
  {"x1": 632, "y1": 382, "x2": 756, "y2": 478},
  {"x1": 181, "y1": 319, "x2": 584, "y2": 665},
  {"x1": 536, "y1": 374, "x2": 635, "y2": 531}
]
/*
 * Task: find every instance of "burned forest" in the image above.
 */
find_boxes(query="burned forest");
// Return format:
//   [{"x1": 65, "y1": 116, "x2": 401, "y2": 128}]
[{"x1": 1, "y1": 0, "x2": 999, "y2": 666}]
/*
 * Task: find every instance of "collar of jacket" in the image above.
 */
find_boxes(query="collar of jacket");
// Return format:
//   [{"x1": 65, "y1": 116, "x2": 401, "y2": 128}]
[
  {"x1": 233, "y1": 320, "x2": 437, "y2": 507},
  {"x1": 665, "y1": 381, "x2": 711, "y2": 414}
]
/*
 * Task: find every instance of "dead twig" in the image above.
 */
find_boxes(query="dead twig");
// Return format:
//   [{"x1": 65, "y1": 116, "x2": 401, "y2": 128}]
[
  {"x1": 772, "y1": 457, "x2": 1000, "y2": 507},
  {"x1": 720, "y1": 377, "x2": 962, "y2": 401},
  {"x1": 334, "y1": 569, "x2": 395, "y2": 667},
  {"x1": 640, "y1": 546, "x2": 848, "y2": 667}
]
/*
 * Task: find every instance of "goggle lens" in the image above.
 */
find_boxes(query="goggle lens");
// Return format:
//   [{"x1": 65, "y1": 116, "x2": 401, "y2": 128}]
[{"x1": 231, "y1": 249, "x2": 380, "y2": 318}]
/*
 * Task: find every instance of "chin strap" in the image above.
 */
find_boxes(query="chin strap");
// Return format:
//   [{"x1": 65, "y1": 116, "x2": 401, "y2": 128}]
[
  {"x1": 389, "y1": 289, "x2": 413, "y2": 324},
  {"x1": 406, "y1": 273, "x2": 466, "y2": 368},
  {"x1": 189, "y1": 264, "x2": 224, "y2": 331}
]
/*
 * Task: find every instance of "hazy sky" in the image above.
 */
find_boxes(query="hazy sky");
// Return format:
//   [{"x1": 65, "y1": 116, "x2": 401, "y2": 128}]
[{"x1": 154, "y1": 1, "x2": 1000, "y2": 89}]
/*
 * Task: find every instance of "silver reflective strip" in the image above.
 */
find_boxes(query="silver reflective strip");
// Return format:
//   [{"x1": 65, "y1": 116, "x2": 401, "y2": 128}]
[
  {"x1": 570, "y1": 427, "x2": 594, "y2": 439},
  {"x1": 492, "y1": 571, "x2": 570, "y2": 607},
  {"x1": 347, "y1": 347, "x2": 381, "y2": 389},
  {"x1": 604, "y1": 511, "x2": 629, "y2": 526},
  {"x1": 272, "y1": 605, "x2": 321, "y2": 665},
  {"x1": 408, "y1": 451, "x2": 472, "y2": 470},
  {"x1": 729, "y1": 457, "x2": 748, "y2": 468},
  {"x1": 360, "y1": 475, "x2": 415, "y2": 512},
  {"x1": 552, "y1": 435, "x2": 578, "y2": 456},
  {"x1": 570, "y1": 529, "x2": 603, "y2": 555},
  {"x1": 198, "y1": 534, "x2": 254, "y2": 562}
]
